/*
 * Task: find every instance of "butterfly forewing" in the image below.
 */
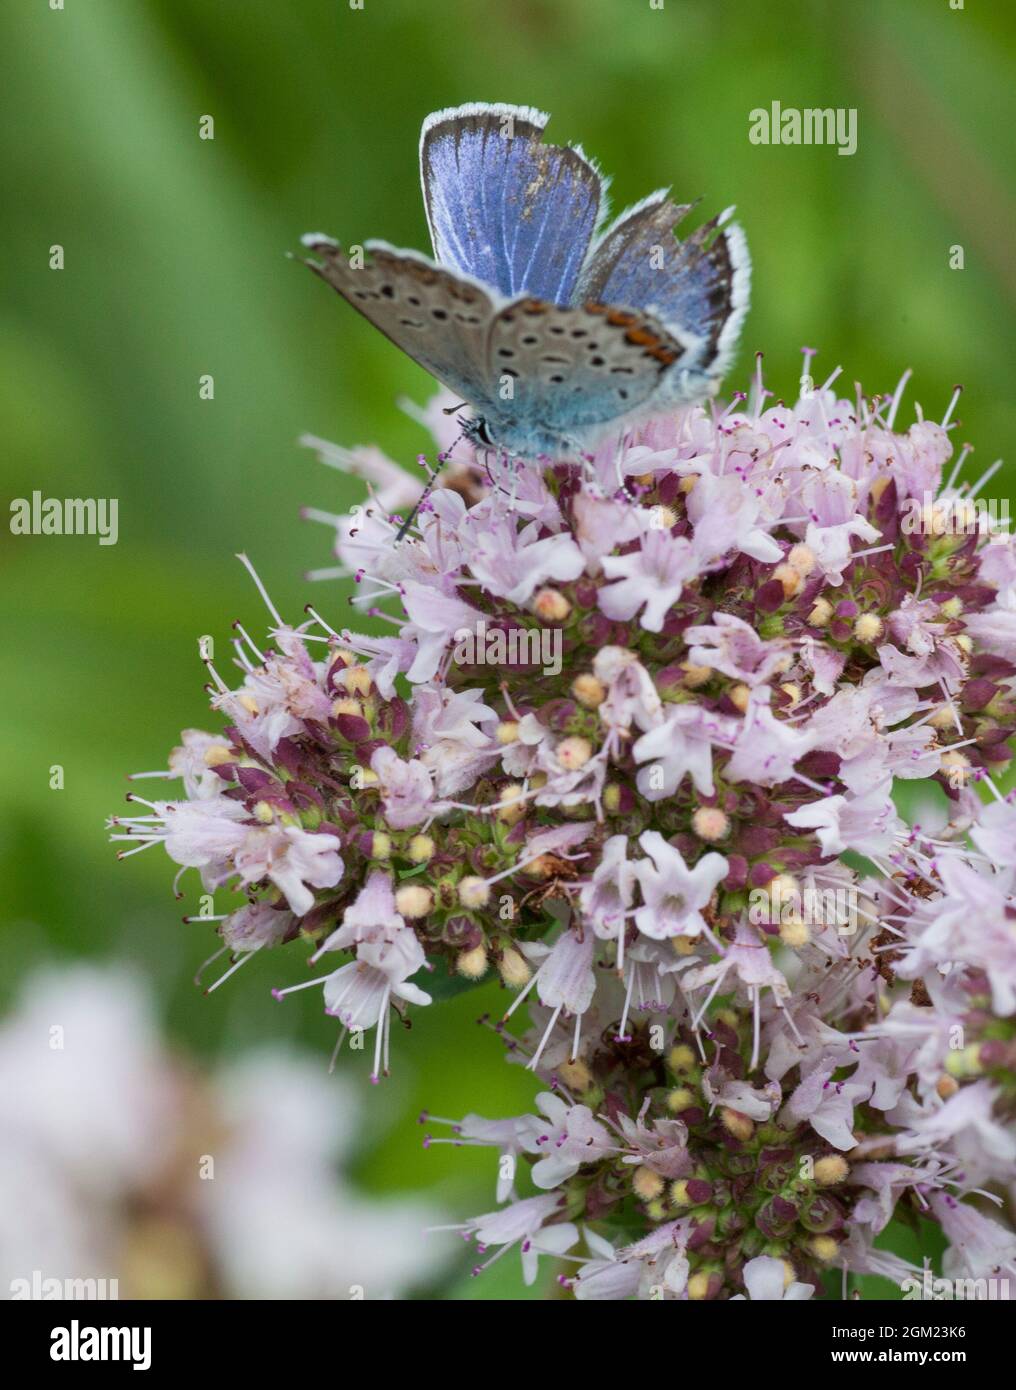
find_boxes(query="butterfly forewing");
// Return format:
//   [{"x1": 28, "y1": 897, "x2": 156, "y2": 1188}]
[
  {"x1": 421, "y1": 103, "x2": 605, "y2": 304},
  {"x1": 486, "y1": 298, "x2": 685, "y2": 434},
  {"x1": 301, "y1": 236, "x2": 498, "y2": 409}
]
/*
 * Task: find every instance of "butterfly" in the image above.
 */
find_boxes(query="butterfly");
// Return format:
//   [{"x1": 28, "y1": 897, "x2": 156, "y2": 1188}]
[{"x1": 301, "y1": 101, "x2": 750, "y2": 461}]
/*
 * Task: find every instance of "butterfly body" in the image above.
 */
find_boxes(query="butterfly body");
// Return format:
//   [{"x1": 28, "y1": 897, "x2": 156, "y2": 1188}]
[{"x1": 303, "y1": 102, "x2": 749, "y2": 458}]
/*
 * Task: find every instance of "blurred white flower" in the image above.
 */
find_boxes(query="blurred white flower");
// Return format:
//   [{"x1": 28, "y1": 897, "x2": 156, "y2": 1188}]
[{"x1": 0, "y1": 965, "x2": 447, "y2": 1300}]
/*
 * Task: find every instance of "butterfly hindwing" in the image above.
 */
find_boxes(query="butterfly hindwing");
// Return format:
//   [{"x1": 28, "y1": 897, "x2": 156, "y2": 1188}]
[
  {"x1": 577, "y1": 193, "x2": 750, "y2": 383},
  {"x1": 301, "y1": 236, "x2": 498, "y2": 409},
  {"x1": 485, "y1": 298, "x2": 685, "y2": 441},
  {"x1": 420, "y1": 102, "x2": 606, "y2": 305}
]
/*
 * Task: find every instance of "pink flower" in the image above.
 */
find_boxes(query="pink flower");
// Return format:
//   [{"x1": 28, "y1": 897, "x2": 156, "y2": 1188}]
[
  {"x1": 599, "y1": 532, "x2": 697, "y2": 632},
  {"x1": 400, "y1": 582, "x2": 485, "y2": 684},
  {"x1": 804, "y1": 514, "x2": 880, "y2": 585},
  {"x1": 160, "y1": 797, "x2": 249, "y2": 872},
  {"x1": 370, "y1": 746, "x2": 434, "y2": 829},
  {"x1": 785, "y1": 779, "x2": 900, "y2": 857},
  {"x1": 313, "y1": 871, "x2": 405, "y2": 958},
  {"x1": 234, "y1": 824, "x2": 344, "y2": 916},
  {"x1": 465, "y1": 517, "x2": 584, "y2": 606},
  {"x1": 931, "y1": 1194, "x2": 1016, "y2": 1284},
  {"x1": 520, "y1": 1093, "x2": 615, "y2": 1188},
  {"x1": 732, "y1": 1255, "x2": 813, "y2": 1301},
  {"x1": 323, "y1": 931, "x2": 431, "y2": 1032},
  {"x1": 633, "y1": 705, "x2": 730, "y2": 799},
  {"x1": 460, "y1": 1193, "x2": 578, "y2": 1286},
  {"x1": 633, "y1": 831, "x2": 727, "y2": 940},
  {"x1": 686, "y1": 469, "x2": 782, "y2": 565},
  {"x1": 685, "y1": 612, "x2": 791, "y2": 686},
  {"x1": 581, "y1": 834, "x2": 637, "y2": 939},
  {"x1": 725, "y1": 699, "x2": 816, "y2": 788}
]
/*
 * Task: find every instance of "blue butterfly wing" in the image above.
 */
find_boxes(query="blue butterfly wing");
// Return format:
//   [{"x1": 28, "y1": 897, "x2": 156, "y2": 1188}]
[
  {"x1": 576, "y1": 192, "x2": 750, "y2": 382},
  {"x1": 421, "y1": 102, "x2": 606, "y2": 305}
]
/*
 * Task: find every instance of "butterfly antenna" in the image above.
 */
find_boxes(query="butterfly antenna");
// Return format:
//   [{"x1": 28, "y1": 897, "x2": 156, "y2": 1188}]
[{"x1": 394, "y1": 430, "x2": 466, "y2": 544}]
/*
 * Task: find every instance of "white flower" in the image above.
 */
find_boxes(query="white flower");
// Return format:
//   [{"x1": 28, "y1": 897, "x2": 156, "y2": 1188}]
[
  {"x1": 732, "y1": 1255, "x2": 813, "y2": 1300},
  {"x1": 462, "y1": 1193, "x2": 578, "y2": 1286},
  {"x1": 520, "y1": 1093, "x2": 615, "y2": 1188},
  {"x1": 370, "y1": 746, "x2": 434, "y2": 829},
  {"x1": 168, "y1": 729, "x2": 234, "y2": 799},
  {"x1": 235, "y1": 823, "x2": 343, "y2": 916},
  {"x1": 784, "y1": 780, "x2": 900, "y2": 858},
  {"x1": 599, "y1": 532, "x2": 697, "y2": 632},
  {"x1": 633, "y1": 830, "x2": 727, "y2": 940},
  {"x1": 633, "y1": 705, "x2": 729, "y2": 799},
  {"x1": 804, "y1": 514, "x2": 880, "y2": 585}
]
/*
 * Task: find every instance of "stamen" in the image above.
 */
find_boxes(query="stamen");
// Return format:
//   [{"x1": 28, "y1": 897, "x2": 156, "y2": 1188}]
[{"x1": 236, "y1": 552, "x2": 284, "y2": 627}]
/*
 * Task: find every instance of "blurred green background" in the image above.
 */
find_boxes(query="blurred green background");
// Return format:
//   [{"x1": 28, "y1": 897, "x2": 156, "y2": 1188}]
[{"x1": 2, "y1": 0, "x2": 1014, "y2": 1298}]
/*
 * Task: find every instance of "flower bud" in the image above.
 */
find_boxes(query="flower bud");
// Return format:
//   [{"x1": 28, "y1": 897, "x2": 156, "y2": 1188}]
[
  {"x1": 456, "y1": 944, "x2": 489, "y2": 979},
  {"x1": 813, "y1": 1155, "x2": 849, "y2": 1186},
  {"x1": 533, "y1": 588, "x2": 571, "y2": 622},
  {"x1": 458, "y1": 875, "x2": 491, "y2": 909},
  {"x1": 929, "y1": 703, "x2": 958, "y2": 730},
  {"x1": 571, "y1": 673, "x2": 606, "y2": 708},
  {"x1": 681, "y1": 661, "x2": 712, "y2": 688},
  {"x1": 687, "y1": 1271, "x2": 716, "y2": 1301},
  {"x1": 557, "y1": 1058, "x2": 593, "y2": 1091},
  {"x1": 556, "y1": 736, "x2": 593, "y2": 770},
  {"x1": 497, "y1": 946, "x2": 532, "y2": 989},
  {"x1": 808, "y1": 1235, "x2": 840, "y2": 1262},
  {"x1": 407, "y1": 834, "x2": 435, "y2": 863},
  {"x1": 787, "y1": 543, "x2": 816, "y2": 575},
  {"x1": 633, "y1": 1166, "x2": 665, "y2": 1201},
  {"x1": 720, "y1": 1108, "x2": 754, "y2": 1142},
  {"x1": 773, "y1": 563, "x2": 803, "y2": 599},
  {"x1": 395, "y1": 884, "x2": 433, "y2": 918},
  {"x1": 332, "y1": 697, "x2": 363, "y2": 718},
  {"x1": 808, "y1": 597, "x2": 833, "y2": 627},
  {"x1": 779, "y1": 914, "x2": 810, "y2": 948},
  {"x1": 339, "y1": 665, "x2": 373, "y2": 697},
  {"x1": 496, "y1": 783, "x2": 526, "y2": 825},
  {"x1": 692, "y1": 806, "x2": 729, "y2": 842},
  {"x1": 941, "y1": 750, "x2": 970, "y2": 783},
  {"x1": 853, "y1": 612, "x2": 884, "y2": 643}
]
